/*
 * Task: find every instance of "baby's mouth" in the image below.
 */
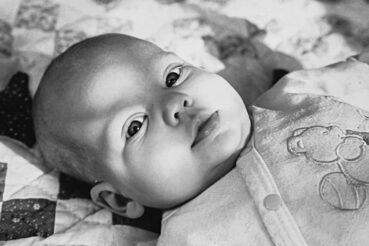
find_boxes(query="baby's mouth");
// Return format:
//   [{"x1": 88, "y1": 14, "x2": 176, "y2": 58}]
[{"x1": 191, "y1": 111, "x2": 219, "y2": 148}]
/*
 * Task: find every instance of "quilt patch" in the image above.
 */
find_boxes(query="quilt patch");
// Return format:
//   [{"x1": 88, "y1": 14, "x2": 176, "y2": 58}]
[
  {"x1": 0, "y1": 162, "x2": 6, "y2": 202},
  {"x1": 54, "y1": 28, "x2": 88, "y2": 56},
  {"x1": 0, "y1": 199, "x2": 56, "y2": 240},
  {"x1": 0, "y1": 72, "x2": 35, "y2": 147},
  {"x1": 0, "y1": 171, "x2": 161, "y2": 241},
  {"x1": 15, "y1": 0, "x2": 59, "y2": 32}
]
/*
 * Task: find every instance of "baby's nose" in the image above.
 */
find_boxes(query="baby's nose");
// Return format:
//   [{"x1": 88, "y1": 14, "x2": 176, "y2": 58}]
[{"x1": 163, "y1": 93, "x2": 192, "y2": 126}]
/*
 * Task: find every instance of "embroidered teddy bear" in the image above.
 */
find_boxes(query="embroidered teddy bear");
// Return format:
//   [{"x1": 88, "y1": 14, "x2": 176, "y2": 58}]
[{"x1": 287, "y1": 125, "x2": 369, "y2": 210}]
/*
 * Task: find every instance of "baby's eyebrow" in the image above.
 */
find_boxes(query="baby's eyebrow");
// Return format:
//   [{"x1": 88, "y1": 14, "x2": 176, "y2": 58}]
[
  {"x1": 156, "y1": 51, "x2": 178, "y2": 62},
  {"x1": 152, "y1": 51, "x2": 182, "y2": 75}
]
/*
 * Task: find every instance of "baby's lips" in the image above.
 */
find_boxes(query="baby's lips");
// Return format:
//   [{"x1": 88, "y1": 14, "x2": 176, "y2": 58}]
[{"x1": 319, "y1": 172, "x2": 366, "y2": 210}]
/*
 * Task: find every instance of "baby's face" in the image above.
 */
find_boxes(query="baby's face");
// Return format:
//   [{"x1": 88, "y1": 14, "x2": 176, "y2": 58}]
[{"x1": 65, "y1": 36, "x2": 250, "y2": 208}]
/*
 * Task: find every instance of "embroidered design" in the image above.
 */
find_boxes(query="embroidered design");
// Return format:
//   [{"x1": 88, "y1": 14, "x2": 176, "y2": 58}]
[
  {"x1": 356, "y1": 109, "x2": 369, "y2": 120},
  {"x1": 319, "y1": 172, "x2": 366, "y2": 210},
  {"x1": 287, "y1": 125, "x2": 369, "y2": 210}
]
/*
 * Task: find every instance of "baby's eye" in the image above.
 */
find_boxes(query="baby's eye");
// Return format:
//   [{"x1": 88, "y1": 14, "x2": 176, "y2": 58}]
[
  {"x1": 165, "y1": 66, "x2": 183, "y2": 88},
  {"x1": 126, "y1": 116, "x2": 145, "y2": 139}
]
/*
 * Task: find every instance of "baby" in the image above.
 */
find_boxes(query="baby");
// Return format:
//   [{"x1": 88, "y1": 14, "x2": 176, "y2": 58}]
[
  {"x1": 33, "y1": 33, "x2": 369, "y2": 245},
  {"x1": 33, "y1": 33, "x2": 254, "y2": 218}
]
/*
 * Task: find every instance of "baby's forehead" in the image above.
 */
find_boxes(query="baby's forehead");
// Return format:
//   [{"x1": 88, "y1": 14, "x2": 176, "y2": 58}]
[
  {"x1": 75, "y1": 50, "x2": 179, "y2": 112},
  {"x1": 53, "y1": 35, "x2": 182, "y2": 108},
  {"x1": 87, "y1": 43, "x2": 180, "y2": 83},
  {"x1": 84, "y1": 42, "x2": 169, "y2": 79}
]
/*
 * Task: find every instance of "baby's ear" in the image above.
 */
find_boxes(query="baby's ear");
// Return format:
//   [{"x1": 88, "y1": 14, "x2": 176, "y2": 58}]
[{"x1": 90, "y1": 182, "x2": 145, "y2": 219}]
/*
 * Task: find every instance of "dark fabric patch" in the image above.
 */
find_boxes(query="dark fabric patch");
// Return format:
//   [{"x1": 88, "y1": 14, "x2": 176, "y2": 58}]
[
  {"x1": 0, "y1": 162, "x2": 7, "y2": 202},
  {"x1": 0, "y1": 72, "x2": 35, "y2": 147},
  {"x1": 113, "y1": 206, "x2": 162, "y2": 234},
  {"x1": 58, "y1": 173, "x2": 92, "y2": 200},
  {"x1": 272, "y1": 69, "x2": 290, "y2": 85},
  {"x1": 0, "y1": 199, "x2": 56, "y2": 240}
]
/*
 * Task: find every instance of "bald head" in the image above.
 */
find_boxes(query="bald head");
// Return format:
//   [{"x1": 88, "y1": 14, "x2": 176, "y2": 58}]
[
  {"x1": 32, "y1": 32, "x2": 250, "y2": 209},
  {"x1": 36, "y1": 34, "x2": 146, "y2": 117},
  {"x1": 33, "y1": 33, "x2": 162, "y2": 182},
  {"x1": 35, "y1": 33, "x2": 161, "y2": 119}
]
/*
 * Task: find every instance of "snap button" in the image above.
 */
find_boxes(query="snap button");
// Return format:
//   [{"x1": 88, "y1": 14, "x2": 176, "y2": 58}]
[{"x1": 264, "y1": 194, "x2": 282, "y2": 211}]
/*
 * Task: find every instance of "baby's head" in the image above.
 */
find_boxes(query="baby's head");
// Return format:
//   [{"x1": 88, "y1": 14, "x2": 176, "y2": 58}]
[{"x1": 33, "y1": 33, "x2": 250, "y2": 217}]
